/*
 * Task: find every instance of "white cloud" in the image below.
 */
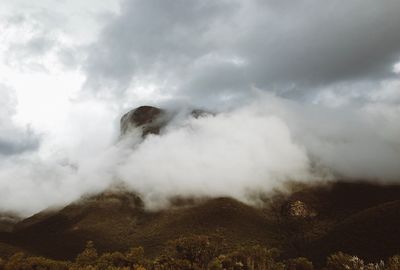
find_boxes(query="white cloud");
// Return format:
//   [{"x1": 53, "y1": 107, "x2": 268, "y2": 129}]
[
  {"x1": 393, "y1": 62, "x2": 400, "y2": 74},
  {"x1": 0, "y1": 0, "x2": 400, "y2": 217}
]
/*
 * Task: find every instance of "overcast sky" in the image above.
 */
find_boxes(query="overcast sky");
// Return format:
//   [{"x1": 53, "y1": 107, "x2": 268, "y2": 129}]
[{"x1": 1, "y1": 0, "x2": 400, "y2": 215}]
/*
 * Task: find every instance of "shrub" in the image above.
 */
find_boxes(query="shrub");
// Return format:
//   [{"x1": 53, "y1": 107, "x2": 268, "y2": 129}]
[
  {"x1": 164, "y1": 235, "x2": 221, "y2": 268},
  {"x1": 286, "y1": 257, "x2": 314, "y2": 270},
  {"x1": 386, "y1": 256, "x2": 400, "y2": 270},
  {"x1": 326, "y1": 252, "x2": 365, "y2": 270},
  {"x1": 125, "y1": 247, "x2": 145, "y2": 266},
  {"x1": 218, "y1": 245, "x2": 284, "y2": 270},
  {"x1": 4, "y1": 252, "x2": 70, "y2": 270},
  {"x1": 76, "y1": 241, "x2": 99, "y2": 267}
]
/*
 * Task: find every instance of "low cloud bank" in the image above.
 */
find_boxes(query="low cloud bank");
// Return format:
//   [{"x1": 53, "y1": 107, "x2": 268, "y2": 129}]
[{"x1": 1, "y1": 93, "x2": 399, "y2": 216}]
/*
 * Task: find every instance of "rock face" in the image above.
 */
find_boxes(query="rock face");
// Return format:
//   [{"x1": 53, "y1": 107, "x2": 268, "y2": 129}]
[
  {"x1": 286, "y1": 200, "x2": 317, "y2": 218},
  {"x1": 120, "y1": 106, "x2": 166, "y2": 137},
  {"x1": 190, "y1": 109, "x2": 212, "y2": 119},
  {"x1": 120, "y1": 106, "x2": 213, "y2": 138}
]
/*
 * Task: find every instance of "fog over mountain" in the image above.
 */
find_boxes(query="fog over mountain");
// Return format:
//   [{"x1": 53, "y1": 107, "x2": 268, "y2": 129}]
[{"x1": 0, "y1": 0, "x2": 400, "y2": 216}]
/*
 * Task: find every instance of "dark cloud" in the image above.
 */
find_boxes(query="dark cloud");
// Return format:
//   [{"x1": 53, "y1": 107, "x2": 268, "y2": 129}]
[
  {"x1": 84, "y1": 0, "x2": 235, "y2": 93},
  {"x1": 0, "y1": 135, "x2": 39, "y2": 156},
  {"x1": 84, "y1": 0, "x2": 400, "y2": 102}
]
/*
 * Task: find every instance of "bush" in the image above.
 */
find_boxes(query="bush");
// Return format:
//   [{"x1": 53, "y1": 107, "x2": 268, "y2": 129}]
[
  {"x1": 153, "y1": 254, "x2": 192, "y2": 270},
  {"x1": 164, "y1": 235, "x2": 221, "y2": 268},
  {"x1": 387, "y1": 255, "x2": 400, "y2": 270},
  {"x1": 326, "y1": 252, "x2": 365, "y2": 270},
  {"x1": 4, "y1": 252, "x2": 70, "y2": 270},
  {"x1": 286, "y1": 257, "x2": 313, "y2": 270},
  {"x1": 2, "y1": 235, "x2": 399, "y2": 270},
  {"x1": 208, "y1": 257, "x2": 223, "y2": 270},
  {"x1": 76, "y1": 241, "x2": 99, "y2": 267},
  {"x1": 125, "y1": 247, "x2": 145, "y2": 266},
  {"x1": 218, "y1": 245, "x2": 284, "y2": 270},
  {"x1": 97, "y1": 251, "x2": 128, "y2": 269}
]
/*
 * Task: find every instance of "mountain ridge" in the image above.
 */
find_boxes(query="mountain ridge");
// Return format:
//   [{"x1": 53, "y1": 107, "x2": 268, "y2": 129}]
[{"x1": 1, "y1": 181, "x2": 400, "y2": 264}]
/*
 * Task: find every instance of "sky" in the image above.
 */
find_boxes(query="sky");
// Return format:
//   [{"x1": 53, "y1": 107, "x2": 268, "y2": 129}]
[{"x1": 1, "y1": 0, "x2": 400, "y2": 216}]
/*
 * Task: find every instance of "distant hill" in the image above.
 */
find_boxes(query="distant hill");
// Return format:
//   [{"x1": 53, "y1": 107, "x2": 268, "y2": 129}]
[{"x1": 1, "y1": 181, "x2": 400, "y2": 264}]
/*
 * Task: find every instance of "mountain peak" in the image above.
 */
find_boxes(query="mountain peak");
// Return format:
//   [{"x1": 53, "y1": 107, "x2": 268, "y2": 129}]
[{"x1": 120, "y1": 106, "x2": 166, "y2": 137}]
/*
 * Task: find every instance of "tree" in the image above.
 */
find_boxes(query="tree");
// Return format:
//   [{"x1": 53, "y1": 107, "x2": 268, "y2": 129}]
[
  {"x1": 164, "y1": 235, "x2": 221, "y2": 269},
  {"x1": 76, "y1": 241, "x2": 99, "y2": 266},
  {"x1": 97, "y1": 251, "x2": 128, "y2": 269},
  {"x1": 387, "y1": 255, "x2": 400, "y2": 270},
  {"x1": 4, "y1": 252, "x2": 25, "y2": 270},
  {"x1": 153, "y1": 255, "x2": 192, "y2": 270},
  {"x1": 326, "y1": 252, "x2": 365, "y2": 270},
  {"x1": 125, "y1": 246, "x2": 145, "y2": 266}
]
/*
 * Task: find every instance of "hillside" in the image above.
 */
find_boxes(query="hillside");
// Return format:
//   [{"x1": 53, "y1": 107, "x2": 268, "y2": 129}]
[
  {"x1": 0, "y1": 192, "x2": 280, "y2": 260},
  {"x1": 1, "y1": 180, "x2": 400, "y2": 265}
]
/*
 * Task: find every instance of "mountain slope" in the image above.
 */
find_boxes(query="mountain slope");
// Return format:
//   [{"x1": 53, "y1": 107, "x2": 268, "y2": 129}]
[
  {"x1": 1, "y1": 181, "x2": 400, "y2": 263},
  {"x1": 0, "y1": 193, "x2": 279, "y2": 260}
]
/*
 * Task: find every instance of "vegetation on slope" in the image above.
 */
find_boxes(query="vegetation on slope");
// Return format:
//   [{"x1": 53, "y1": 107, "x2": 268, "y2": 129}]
[
  {"x1": 1, "y1": 181, "x2": 400, "y2": 268},
  {"x1": 1, "y1": 236, "x2": 400, "y2": 270}
]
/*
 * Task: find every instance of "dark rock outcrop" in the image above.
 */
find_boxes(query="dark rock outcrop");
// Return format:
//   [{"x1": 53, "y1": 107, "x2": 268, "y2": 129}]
[
  {"x1": 190, "y1": 109, "x2": 213, "y2": 119},
  {"x1": 120, "y1": 106, "x2": 213, "y2": 138},
  {"x1": 120, "y1": 106, "x2": 167, "y2": 137},
  {"x1": 286, "y1": 200, "x2": 317, "y2": 218}
]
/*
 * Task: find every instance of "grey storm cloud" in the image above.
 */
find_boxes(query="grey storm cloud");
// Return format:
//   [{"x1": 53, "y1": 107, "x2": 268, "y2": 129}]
[
  {"x1": 1, "y1": 0, "x2": 400, "y2": 216},
  {"x1": 0, "y1": 135, "x2": 39, "y2": 156},
  {"x1": 84, "y1": 0, "x2": 400, "y2": 100}
]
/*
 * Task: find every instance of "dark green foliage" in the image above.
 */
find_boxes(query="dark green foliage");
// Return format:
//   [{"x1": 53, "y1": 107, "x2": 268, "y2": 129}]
[
  {"x1": 325, "y1": 252, "x2": 386, "y2": 270},
  {"x1": 3, "y1": 252, "x2": 70, "y2": 270},
  {"x1": 76, "y1": 241, "x2": 98, "y2": 266},
  {"x1": 3, "y1": 181, "x2": 400, "y2": 264},
  {"x1": 218, "y1": 245, "x2": 283, "y2": 270},
  {"x1": 387, "y1": 255, "x2": 400, "y2": 270},
  {"x1": 2, "y1": 182, "x2": 400, "y2": 269},
  {"x1": 326, "y1": 252, "x2": 365, "y2": 270},
  {"x1": 285, "y1": 257, "x2": 313, "y2": 270},
  {"x1": 97, "y1": 251, "x2": 127, "y2": 269},
  {"x1": 0, "y1": 237, "x2": 398, "y2": 270},
  {"x1": 208, "y1": 257, "x2": 223, "y2": 270},
  {"x1": 125, "y1": 246, "x2": 146, "y2": 266},
  {"x1": 164, "y1": 235, "x2": 222, "y2": 269},
  {"x1": 153, "y1": 254, "x2": 192, "y2": 270}
]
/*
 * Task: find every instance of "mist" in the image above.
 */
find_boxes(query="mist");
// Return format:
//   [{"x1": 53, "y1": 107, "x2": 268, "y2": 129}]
[
  {"x1": 0, "y1": 91, "x2": 399, "y2": 217},
  {"x1": 1, "y1": 0, "x2": 400, "y2": 217}
]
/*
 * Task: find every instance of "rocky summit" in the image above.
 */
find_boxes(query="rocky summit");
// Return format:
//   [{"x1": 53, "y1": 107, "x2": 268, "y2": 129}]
[{"x1": 120, "y1": 106, "x2": 167, "y2": 137}]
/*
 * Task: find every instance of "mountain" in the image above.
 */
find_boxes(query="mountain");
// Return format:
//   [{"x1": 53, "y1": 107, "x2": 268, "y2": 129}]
[
  {"x1": 1, "y1": 106, "x2": 399, "y2": 264},
  {"x1": 0, "y1": 192, "x2": 276, "y2": 260},
  {"x1": 1, "y1": 181, "x2": 400, "y2": 264},
  {"x1": 120, "y1": 105, "x2": 212, "y2": 137},
  {"x1": 120, "y1": 106, "x2": 167, "y2": 137}
]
